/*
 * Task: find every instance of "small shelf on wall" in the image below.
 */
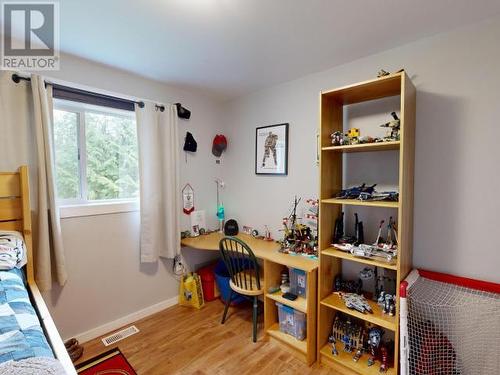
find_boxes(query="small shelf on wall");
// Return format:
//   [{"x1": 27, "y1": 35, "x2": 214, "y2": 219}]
[
  {"x1": 267, "y1": 323, "x2": 307, "y2": 354},
  {"x1": 266, "y1": 292, "x2": 307, "y2": 313},
  {"x1": 321, "y1": 293, "x2": 396, "y2": 331},
  {"x1": 321, "y1": 198, "x2": 399, "y2": 209},
  {"x1": 322, "y1": 247, "x2": 398, "y2": 270},
  {"x1": 322, "y1": 141, "x2": 400, "y2": 153},
  {"x1": 319, "y1": 344, "x2": 396, "y2": 375}
]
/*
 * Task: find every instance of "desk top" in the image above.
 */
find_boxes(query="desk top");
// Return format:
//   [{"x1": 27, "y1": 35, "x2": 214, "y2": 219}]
[{"x1": 181, "y1": 232, "x2": 318, "y2": 272}]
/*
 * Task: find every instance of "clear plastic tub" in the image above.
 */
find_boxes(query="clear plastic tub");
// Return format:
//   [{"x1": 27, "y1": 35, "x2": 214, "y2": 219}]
[
  {"x1": 289, "y1": 268, "x2": 307, "y2": 297},
  {"x1": 276, "y1": 302, "x2": 307, "y2": 340}
]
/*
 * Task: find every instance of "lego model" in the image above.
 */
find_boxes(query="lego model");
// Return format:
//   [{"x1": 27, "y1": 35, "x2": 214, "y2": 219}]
[
  {"x1": 332, "y1": 212, "x2": 364, "y2": 248},
  {"x1": 350, "y1": 244, "x2": 396, "y2": 263},
  {"x1": 279, "y1": 196, "x2": 318, "y2": 256},
  {"x1": 329, "y1": 315, "x2": 365, "y2": 355},
  {"x1": 380, "y1": 112, "x2": 400, "y2": 141},
  {"x1": 336, "y1": 292, "x2": 373, "y2": 314},
  {"x1": 334, "y1": 275, "x2": 363, "y2": 295}
]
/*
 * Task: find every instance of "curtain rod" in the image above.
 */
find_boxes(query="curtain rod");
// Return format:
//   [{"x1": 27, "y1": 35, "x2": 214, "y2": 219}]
[{"x1": 11, "y1": 73, "x2": 168, "y2": 112}]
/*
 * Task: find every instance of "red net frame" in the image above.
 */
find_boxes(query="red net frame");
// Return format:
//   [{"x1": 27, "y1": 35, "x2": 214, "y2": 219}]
[{"x1": 400, "y1": 269, "x2": 500, "y2": 375}]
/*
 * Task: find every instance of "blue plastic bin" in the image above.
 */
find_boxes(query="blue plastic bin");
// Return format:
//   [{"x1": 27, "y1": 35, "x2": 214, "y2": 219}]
[
  {"x1": 214, "y1": 259, "x2": 247, "y2": 305},
  {"x1": 290, "y1": 268, "x2": 307, "y2": 297},
  {"x1": 276, "y1": 302, "x2": 307, "y2": 340}
]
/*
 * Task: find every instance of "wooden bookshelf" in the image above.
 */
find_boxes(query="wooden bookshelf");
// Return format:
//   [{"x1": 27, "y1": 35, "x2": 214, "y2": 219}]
[
  {"x1": 320, "y1": 293, "x2": 396, "y2": 331},
  {"x1": 321, "y1": 198, "x2": 399, "y2": 208},
  {"x1": 322, "y1": 247, "x2": 398, "y2": 271},
  {"x1": 263, "y1": 260, "x2": 317, "y2": 365},
  {"x1": 322, "y1": 141, "x2": 400, "y2": 153},
  {"x1": 317, "y1": 71, "x2": 415, "y2": 374}
]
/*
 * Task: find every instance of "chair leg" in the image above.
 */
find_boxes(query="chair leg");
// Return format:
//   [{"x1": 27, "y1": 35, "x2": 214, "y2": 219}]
[
  {"x1": 221, "y1": 290, "x2": 233, "y2": 324},
  {"x1": 252, "y1": 296, "x2": 258, "y2": 342}
]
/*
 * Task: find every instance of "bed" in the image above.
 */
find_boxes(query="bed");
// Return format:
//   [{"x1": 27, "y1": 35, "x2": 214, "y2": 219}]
[{"x1": 0, "y1": 166, "x2": 76, "y2": 374}]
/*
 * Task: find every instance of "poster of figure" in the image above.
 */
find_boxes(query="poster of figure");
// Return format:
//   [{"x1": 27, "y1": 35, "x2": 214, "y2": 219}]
[{"x1": 255, "y1": 123, "x2": 288, "y2": 175}]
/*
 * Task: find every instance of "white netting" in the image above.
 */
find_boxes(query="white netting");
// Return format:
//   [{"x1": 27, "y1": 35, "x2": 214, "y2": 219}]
[{"x1": 406, "y1": 276, "x2": 500, "y2": 375}]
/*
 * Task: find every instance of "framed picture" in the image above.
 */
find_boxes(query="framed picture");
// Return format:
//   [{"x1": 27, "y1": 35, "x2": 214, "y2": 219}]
[{"x1": 255, "y1": 123, "x2": 289, "y2": 175}]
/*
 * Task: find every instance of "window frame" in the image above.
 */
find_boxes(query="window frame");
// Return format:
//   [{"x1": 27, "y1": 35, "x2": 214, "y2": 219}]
[{"x1": 53, "y1": 99, "x2": 140, "y2": 216}]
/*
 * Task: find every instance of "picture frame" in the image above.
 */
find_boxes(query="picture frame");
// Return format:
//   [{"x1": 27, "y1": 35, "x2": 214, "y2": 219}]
[{"x1": 255, "y1": 123, "x2": 289, "y2": 175}]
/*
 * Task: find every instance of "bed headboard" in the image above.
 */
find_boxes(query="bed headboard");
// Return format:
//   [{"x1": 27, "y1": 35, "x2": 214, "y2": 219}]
[{"x1": 0, "y1": 166, "x2": 34, "y2": 282}]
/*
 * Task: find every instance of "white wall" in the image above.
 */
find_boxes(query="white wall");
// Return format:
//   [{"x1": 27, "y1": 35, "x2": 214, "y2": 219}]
[
  {"x1": 222, "y1": 16, "x2": 500, "y2": 283},
  {"x1": 31, "y1": 54, "x2": 223, "y2": 339}
]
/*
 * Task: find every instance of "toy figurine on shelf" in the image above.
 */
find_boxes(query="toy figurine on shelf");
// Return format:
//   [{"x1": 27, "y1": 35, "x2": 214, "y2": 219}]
[
  {"x1": 328, "y1": 334, "x2": 339, "y2": 356},
  {"x1": 367, "y1": 327, "x2": 390, "y2": 372},
  {"x1": 331, "y1": 131, "x2": 348, "y2": 146},
  {"x1": 347, "y1": 128, "x2": 360, "y2": 144},
  {"x1": 380, "y1": 112, "x2": 400, "y2": 141},
  {"x1": 279, "y1": 196, "x2": 318, "y2": 257},
  {"x1": 382, "y1": 293, "x2": 396, "y2": 316}
]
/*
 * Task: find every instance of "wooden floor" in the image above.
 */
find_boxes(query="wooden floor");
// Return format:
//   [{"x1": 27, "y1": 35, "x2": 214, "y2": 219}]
[{"x1": 77, "y1": 300, "x2": 340, "y2": 374}]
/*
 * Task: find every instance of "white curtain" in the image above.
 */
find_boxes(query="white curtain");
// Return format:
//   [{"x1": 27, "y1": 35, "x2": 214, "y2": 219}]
[
  {"x1": 135, "y1": 102, "x2": 181, "y2": 262},
  {"x1": 31, "y1": 75, "x2": 67, "y2": 290},
  {"x1": 0, "y1": 71, "x2": 67, "y2": 291}
]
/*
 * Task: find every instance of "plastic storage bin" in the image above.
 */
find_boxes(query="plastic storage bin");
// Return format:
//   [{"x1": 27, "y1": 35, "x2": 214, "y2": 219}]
[
  {"x1": 214, "y1": 260, "x2": 247, "y2": 306},
  {"x1": 276, "y1": 302, "x2": 306, "y2": 340},
  {"x1": 289, "y1": 268, "x2": 307, "y2": 297},
  {"x1": 197, "y1": 262, "x2": 220, "y2": 302}
]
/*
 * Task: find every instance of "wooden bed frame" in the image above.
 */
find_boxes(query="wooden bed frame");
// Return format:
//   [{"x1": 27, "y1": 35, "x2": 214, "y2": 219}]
[{"x1": 0, "y1": 166, "x2": 76, "y2": 374}]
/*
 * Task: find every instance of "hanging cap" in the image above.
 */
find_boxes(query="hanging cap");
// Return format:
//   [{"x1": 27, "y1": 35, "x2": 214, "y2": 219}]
[
  {"x1": 212, "y1": 134, "x2": 227, "y2": 157},
  {"x1": 183, "y1": 132, "x2": 197, "y2": 152}
]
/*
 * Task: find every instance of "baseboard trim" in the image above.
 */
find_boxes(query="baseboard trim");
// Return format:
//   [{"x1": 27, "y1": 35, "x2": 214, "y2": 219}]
[{"x1": 69, "y1": 296, "x2": 178, "y2": 343}]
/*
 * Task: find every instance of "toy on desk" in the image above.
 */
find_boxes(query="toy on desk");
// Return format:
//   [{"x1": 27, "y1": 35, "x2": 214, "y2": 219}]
[
  {"x1": 279, "y1": 196, "x2": 318, "y2": 257},
  {"x1": 380, "y1": 111, "x2": 400, "y2": 141},
  {"x1": 367, "y1": 327, "x2": 391, "y2": 372}
]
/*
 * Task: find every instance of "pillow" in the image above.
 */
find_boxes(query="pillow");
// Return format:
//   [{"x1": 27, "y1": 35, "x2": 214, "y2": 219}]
[{"x1": 0, "y1": 231, "x2": 27, "y2": 270}]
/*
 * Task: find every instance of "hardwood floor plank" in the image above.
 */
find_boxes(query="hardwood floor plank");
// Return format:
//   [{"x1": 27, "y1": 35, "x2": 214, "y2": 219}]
[{"x1": 77, "y1": 300, "x2": 338, "y2": 374}]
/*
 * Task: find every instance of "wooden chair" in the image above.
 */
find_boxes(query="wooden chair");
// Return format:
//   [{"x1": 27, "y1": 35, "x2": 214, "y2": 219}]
[{"x1": 219, "y1": 237, "x2": 263, "y2": 343}]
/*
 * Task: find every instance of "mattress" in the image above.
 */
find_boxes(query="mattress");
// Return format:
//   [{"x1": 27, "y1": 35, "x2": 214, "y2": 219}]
[{"x1": 0, "y1": 267, "x2": 54, "y2": 363}]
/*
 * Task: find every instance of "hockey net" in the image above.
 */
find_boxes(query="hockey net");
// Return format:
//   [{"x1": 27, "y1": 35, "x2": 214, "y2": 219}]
[{"x1": 400, "y1": 269, "x2": 500, "y2": 375}]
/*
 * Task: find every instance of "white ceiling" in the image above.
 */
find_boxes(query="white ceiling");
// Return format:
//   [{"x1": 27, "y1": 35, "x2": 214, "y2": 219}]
[{"x1": 59, "y1": 0, "x2": 500, "y2": 100}]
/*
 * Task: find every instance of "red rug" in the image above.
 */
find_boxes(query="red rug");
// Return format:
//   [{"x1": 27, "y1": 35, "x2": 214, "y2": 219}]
[{"x1": 75, "y1": 348, "x2": 137, "y2": 375}]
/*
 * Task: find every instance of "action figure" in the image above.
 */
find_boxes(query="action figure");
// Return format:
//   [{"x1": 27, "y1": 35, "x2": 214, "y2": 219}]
[
  {"x1": 262, "y1": 131, "x2": 278, "y2": 167},
  {"x1": 383, "y1": 294, "x2": 396, "y2": 316},
  {"x1": 367, "y1": 327, "x2": 390, "y2": 372}
]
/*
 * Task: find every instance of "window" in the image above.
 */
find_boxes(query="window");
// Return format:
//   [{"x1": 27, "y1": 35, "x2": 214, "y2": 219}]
[{"x1": 53, "y1": 100, "x2": 139, "y2": 208}]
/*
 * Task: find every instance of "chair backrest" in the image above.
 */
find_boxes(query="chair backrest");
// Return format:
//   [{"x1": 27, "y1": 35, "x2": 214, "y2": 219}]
[{"x1": 219, "y1": 237, "x2": 260, "y2": 291}]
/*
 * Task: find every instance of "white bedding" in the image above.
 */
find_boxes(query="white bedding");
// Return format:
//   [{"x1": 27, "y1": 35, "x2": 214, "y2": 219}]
[
  {"x1": 0, "y1": 357, "x2": 66, "y2": 375},
  {"x1": 0, "y1": 231, "x2": 27, "y2": 270}
]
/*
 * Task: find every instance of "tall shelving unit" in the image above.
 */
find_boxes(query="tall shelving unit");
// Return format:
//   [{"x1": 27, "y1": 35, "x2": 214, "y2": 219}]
[{"x1": 317, "y1": 72, "x2": 415, "y2": 374}]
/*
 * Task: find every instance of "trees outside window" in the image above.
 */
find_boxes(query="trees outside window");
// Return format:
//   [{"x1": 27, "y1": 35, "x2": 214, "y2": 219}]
[{"x1": 53, "y1": 101, "x2": 139, "y2": 204}]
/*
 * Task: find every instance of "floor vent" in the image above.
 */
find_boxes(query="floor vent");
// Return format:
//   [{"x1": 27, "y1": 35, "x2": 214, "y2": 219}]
[{"x1": 101, "y1": 325, "x2": 139, "y2": 346}]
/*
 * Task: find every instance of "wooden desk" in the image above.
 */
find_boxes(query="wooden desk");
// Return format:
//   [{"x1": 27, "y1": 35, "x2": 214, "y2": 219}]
[
  {"x1": 181, "y1": 232, "x2": 318, "y2": 272},
  {"x1": 181, "y1": 232, "x2": 318, "y2": 365}
]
